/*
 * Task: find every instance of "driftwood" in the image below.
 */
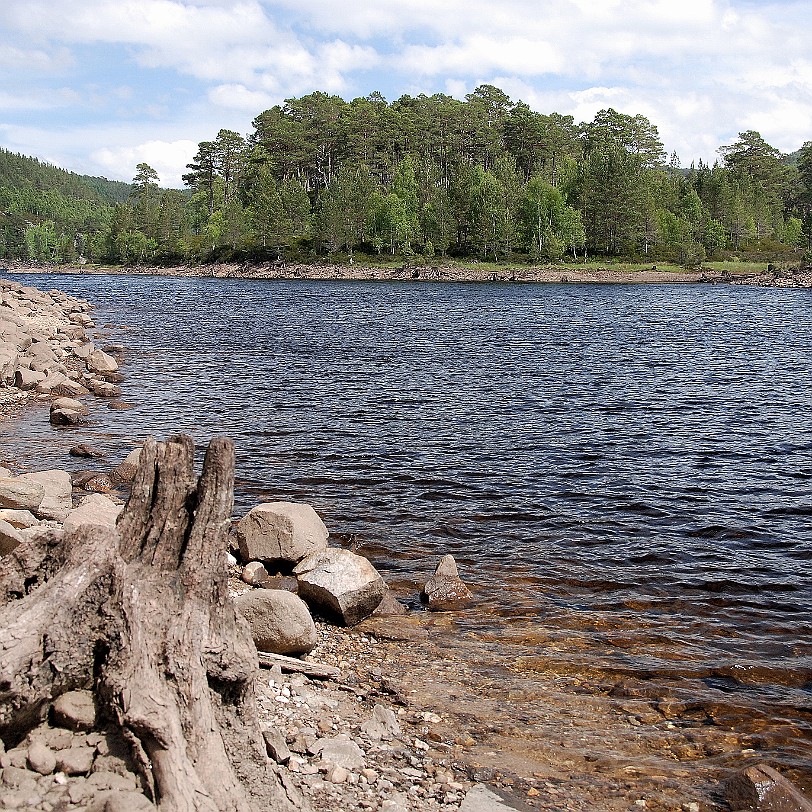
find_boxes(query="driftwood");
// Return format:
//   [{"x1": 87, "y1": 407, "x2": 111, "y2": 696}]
[
  {"x1": 257, "y1": 651, "x2": 341, "y2": 680},
  {"x1": 0, "y1": 435, "x2": 304, "y2": 812}
]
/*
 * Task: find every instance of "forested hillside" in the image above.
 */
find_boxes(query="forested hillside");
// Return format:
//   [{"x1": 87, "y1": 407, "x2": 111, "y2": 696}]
[
  {"x1": 3, "y1": 86, "x2": 811, "y2": 266},
  {"x1": 0, "y1": 149, "x2": 131, "y2": 262}
]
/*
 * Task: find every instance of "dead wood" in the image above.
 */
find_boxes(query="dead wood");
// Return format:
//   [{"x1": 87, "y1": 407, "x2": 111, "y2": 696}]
[
  {"x1": 0, "y1": 435, "x2": 305, "y2": 812},
  {"x1": 257, "y1": 651, "x2": 341, "y2": 680}
]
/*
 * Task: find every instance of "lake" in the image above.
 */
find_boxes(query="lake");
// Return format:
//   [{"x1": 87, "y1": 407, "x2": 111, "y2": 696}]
[{"x1": 3, "y1": 272, "x2": 811, "y2": 776}]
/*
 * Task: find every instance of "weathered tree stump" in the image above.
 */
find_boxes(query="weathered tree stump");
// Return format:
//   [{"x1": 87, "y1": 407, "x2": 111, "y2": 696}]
[{"x1": 0, "y1": 435, "x2": 304, "y2": 812}]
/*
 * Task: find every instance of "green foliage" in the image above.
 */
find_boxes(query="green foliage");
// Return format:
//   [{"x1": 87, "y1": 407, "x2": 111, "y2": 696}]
[{"x1": 1, "y1": 92, "x2": 807, "y2": 267}]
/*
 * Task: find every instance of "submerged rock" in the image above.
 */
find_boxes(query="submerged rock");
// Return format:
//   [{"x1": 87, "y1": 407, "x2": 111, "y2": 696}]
[{"x1": 421, "y1": 554, "x2": 474, "y2": 611}]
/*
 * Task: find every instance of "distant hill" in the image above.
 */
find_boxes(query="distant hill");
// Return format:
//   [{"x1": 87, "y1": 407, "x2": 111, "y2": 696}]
[
  {"x1": 0, "y1": 148, "x2": 131, "y2": 261},
  {"x1": 0, "y1": 148, "x2": 131, "y2": 206}
]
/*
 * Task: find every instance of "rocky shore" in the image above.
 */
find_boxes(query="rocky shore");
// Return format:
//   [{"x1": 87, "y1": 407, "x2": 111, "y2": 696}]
[
  {"x1": 1, "y1": 259, "x2": 768, "y2": 285},
  {"x1": 2, "y1": 279, "x2": 811, "y2": 812}
]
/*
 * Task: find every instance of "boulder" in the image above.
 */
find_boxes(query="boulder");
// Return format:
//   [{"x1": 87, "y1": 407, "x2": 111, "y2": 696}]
[
  {"x1": 51, "y1": 690, "x2": 97, "y2": 731},
  {"x1": 51, "y1": 396, "x2": 89, "y2": 415},
  {"x1": 112, "y1": 447, "x2": 141, "y2": 483},
  {"x1": 726, "y1": 763, "x2": 812, "y2": 811},
  {"x1": 19, "y1": 470, "x2": 72, "y2": 521},
  {"x1": 0, "y1": 517, "x2": 24, "y2": 556},
  {"x1": 0, "y1": 508, "x2": 38, "y2": 529},
  {"x1": 62, "y1": 493, "x2": 122, "y2": 534},
  {"x1": 459, "y1": 784, "x2": 525, "y2": 812},
  {"x1": 235, "y1": 588, "x2": 317, "y2": 655},
  {"x1": 237, "y1": 502, "x2": 328, "y2": 566},
  {"x1": 50, "y1": 407, "x2": 88, "y2": 427},
  {"x1": 87, "y1": 348, "x2": 118, "y2": 374},
  {"x1": 421, "y1": 554, "x2": 474, "y2": 611},
  {"x1": 294, "y1": 548, "x2": 385, "y2": 626},
  {"x1": 14, "y1": 367, "x2": 46, "y2": 390},
  {"x1": 0, "y1": 476, "x2": 45, "y2": 511},
  {"x1": 311, "y1": 734, "x2": 365, "y2": 770}
]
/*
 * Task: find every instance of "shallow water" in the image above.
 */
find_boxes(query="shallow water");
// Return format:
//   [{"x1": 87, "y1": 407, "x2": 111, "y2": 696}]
[{"x1": 3, "y1": 272, "x2": 811, "y2": 776}]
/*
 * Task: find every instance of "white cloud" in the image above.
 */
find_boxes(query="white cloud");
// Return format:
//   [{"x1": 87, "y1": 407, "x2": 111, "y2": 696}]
[
  {"x1": 91, "y1": 140, "x2": 199, "y2": 186},
  {"x1": 0, "y1": 0, "x2": 811, "y2": 177},
  {"x1": 209, "y1": 84, "x2": 277, "y2": 112},
  {"x1": 0, "y1": 87, "x2": 80, "y2": 111}
]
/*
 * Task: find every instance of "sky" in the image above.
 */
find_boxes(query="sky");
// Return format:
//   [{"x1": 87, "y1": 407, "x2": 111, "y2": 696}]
[{"x1": 0, "y1": 0, "x2": 810, "y2": 188}]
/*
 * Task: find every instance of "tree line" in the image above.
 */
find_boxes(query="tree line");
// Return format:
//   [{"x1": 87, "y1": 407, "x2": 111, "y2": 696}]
[{"x1": 3, "y1": 86, "x2": 812, "y2": 266}]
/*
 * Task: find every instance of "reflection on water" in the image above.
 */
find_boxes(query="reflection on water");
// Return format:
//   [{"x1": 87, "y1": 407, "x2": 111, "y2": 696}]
[{"x1": 2, "y1": 272, "x2": 811, "y2": 776}]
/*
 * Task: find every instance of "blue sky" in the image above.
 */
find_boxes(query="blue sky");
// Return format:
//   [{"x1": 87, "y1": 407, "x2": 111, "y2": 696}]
[{"x1": 1, "y1": 0, "x2": 810, "y2": 187}]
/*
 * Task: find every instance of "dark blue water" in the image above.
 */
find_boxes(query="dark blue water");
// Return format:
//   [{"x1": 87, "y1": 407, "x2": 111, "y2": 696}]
[{"x1": 3, "y1": 273, "x2": 811, "y2": 769}]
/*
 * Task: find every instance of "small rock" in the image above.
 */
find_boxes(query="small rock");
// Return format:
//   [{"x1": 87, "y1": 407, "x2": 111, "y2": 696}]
[
  {"x1": 26, "y1": 741, "x2": 56, "y2": 775},
  {"x1": 52, "y1": 690, "x2": 97, "y2": 731},
  {"x1": 0, "y1": 516, "x2": 24, "y2": 556},
  {"x1": 312, "y1": 734, "x2": 365, "y2": 770},
  {"x1": 421, "y1": 554, "x2": 474, "y2": 611},
  {"x1": 112, "y1": 447, "x2": 141, "y2": 483},
  {"x1": 361, "y1": 704, "x2": 401, "y2": 741},
  {"x1": 262, "y1": 729, "x2": 291, "y2": 764},
  {"x1": 328, "y1": 765, "x2": 349, "y2": 784},
  {"x1": 242, "y1": 560, "x2": 268, "y2": 586},
  {"x1": 56, "y1": 746, "x2": 95, "y2": 776},
  {"x1": 459, "y1": 784, "x2": 525, "y2": 812},
  {"x1": 69, "y1": 445, "x2": 103, "y2": 459},
  {"x1": 372, "y1": 587, "x2": 409, "y2": 616}
]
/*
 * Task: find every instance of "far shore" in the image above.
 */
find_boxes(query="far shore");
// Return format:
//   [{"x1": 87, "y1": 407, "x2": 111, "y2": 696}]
[{"x1": 0, "y1": 259, "x2": 768, "y2": 284}]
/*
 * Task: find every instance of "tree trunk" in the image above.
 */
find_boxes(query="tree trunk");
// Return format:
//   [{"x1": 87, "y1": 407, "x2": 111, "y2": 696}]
[{"x1": 0, "y1": 436, "x2": 303, "y2": 812}]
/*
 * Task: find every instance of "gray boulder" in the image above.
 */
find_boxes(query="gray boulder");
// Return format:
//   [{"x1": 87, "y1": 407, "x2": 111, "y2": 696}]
[
  {"x1": 51, "y1": 690, "x2": 97, "y2": 731},
  {"x1": 311, "y1": 734, "x2": 365, "y2": 770},
  {"x1": 235, "y1": 588, "x2": 317, "y2": 655},
  {"x1": 87, "y1": 348, "x2": 118, "y2": 374},
  {"x1": 62, "y1": 494, "x2": 122, "y2": 535},
  {"x1": 0, "y1": 476, "x2": 45, "y2": 512},
  {"x1": 421, "y1": 554, "x2": 474, "y2": 611},
  {"x1": 19, "y1": 470, "x2": 72, "y2": 522},
  {"x1": 14, "y1": 367, "x2": 46, "y2": 390},
  {"x1": 294, "y1": 548, "x2": 385, "y2": 626},
  {"x1": 237, "y1": 501, "x2": 328, "y2": 566},
  {"x1": 51, "y1": 396, "x2": 88, "y2": 415},
  {"x1": 459, "y1": 784, "x2": 525, "y2": 812}
]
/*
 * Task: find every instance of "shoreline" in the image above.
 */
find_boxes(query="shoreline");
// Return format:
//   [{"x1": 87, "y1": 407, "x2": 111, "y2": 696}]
[{"x1": 1, "y1": 259, "x2": 782, "y2": 286}]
